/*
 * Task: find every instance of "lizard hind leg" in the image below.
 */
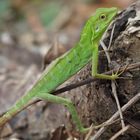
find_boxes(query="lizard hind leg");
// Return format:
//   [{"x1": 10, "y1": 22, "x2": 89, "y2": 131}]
[{"x1": 37, "y1": 93, "x2": 90, "y2": 133}]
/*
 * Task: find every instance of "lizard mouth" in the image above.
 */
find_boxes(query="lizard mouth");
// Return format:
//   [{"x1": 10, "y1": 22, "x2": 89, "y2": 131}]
[{"x1": 106, "y1": 8, "x2": 118, "y2": 28}]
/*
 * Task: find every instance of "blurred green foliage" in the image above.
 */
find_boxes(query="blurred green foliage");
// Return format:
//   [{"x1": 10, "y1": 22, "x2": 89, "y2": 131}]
[
  {"x1": 40, "y1": 2, "x2": 61, "y2": 27},
  {"x1": 0, "y1": 0, "x2": 10, "y2": 18},
  {"x1": 0, "y1": 0, "x2": 103, "y2": 30}
]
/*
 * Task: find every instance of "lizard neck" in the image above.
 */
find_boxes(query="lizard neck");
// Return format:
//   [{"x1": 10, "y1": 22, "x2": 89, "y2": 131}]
[{"x1": 79, "y1": 20, "x2": 99, "y2": 50}]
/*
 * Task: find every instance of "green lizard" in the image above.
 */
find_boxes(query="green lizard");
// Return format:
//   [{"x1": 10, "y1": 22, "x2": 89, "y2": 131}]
[{"x1": 0, "y1": 8, "x2": 118, "y2": 133}]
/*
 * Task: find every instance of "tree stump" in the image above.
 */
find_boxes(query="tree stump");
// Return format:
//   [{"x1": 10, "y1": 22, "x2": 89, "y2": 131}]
[{"x1": 63, "y1": 1, "x2": 140, "y2": 140}]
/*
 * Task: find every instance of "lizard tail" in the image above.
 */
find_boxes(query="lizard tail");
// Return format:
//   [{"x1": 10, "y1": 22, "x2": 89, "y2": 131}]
[{"x1": 0, "y1": 91, "x2": 34, "y2": 127}]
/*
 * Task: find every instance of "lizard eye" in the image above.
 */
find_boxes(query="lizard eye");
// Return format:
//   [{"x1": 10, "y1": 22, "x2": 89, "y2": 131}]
[{"x1": 100, "y1": 14, "x2": 106, "y2": 20}]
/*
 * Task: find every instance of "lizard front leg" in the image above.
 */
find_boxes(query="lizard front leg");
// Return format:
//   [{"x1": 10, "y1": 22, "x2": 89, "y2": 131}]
[{"x1": 92, "y1": 43, "x2": 119, "y2": 80}]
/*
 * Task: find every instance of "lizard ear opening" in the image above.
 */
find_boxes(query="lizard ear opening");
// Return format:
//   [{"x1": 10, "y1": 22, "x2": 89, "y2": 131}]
[{"x1": 95, "y1": 26, "x2": 99, "y2": 32}]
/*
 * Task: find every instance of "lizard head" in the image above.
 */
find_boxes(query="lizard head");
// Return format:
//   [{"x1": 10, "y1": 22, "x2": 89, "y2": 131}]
[{"x1": 90, "y1": 7, "x2": 118, "y2": 42}]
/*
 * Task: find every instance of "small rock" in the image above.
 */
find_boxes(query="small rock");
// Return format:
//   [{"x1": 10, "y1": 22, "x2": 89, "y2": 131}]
[{"x1": 1, "y1": 123, "x2": 13, "y2": 137}]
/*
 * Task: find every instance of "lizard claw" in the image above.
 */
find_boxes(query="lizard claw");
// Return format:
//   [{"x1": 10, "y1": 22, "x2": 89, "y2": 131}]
[
  {"x1": 111, "y1": 64, "x2": 129, "y2": 80},
  {"x1": 79, "y1": 124, "x2": 94, "y2": 133}
]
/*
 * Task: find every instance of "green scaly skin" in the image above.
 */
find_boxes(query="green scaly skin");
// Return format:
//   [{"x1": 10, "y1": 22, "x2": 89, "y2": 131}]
[{"x1": 0, "y1": 8, "x2": 118, "y2": 133}]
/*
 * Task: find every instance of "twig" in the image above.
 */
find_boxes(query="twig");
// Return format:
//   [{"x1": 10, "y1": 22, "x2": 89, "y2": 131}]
[
  {"x1": 85, "y1": 124, "x2": 94, "y2": 140},
  {"x1": 90, "y1": 93, "x2": 140, "y2": 140},
  {"x1": 111, "y1": 81, "x2": 125, "y2": 131},
  {"x1": 94, "y1": 118, "x2": 120, "y2": 129},
  {"x1": 108, "y1": 23, "x2": 116, "y2": 50},
  {"x1": 109, "y1": 125, "x2": 130, "y2": 140},
  {"x1": 101, "y1": 28, "x2": 125, "y2": 131},
  {"x1": 100, "y1": 41, "x2": 111, "y2": 64},
  {"x1": 85, "y1": 119, "x2": 121, "y2": 140}
]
